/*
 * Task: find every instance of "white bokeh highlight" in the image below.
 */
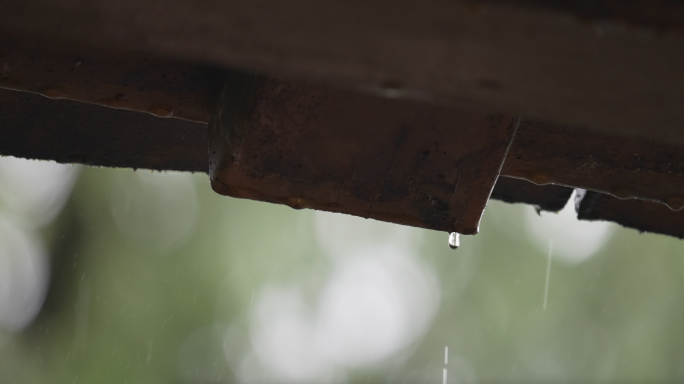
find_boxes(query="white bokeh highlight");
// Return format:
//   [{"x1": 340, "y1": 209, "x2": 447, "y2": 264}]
[
  {"x1": 315, "y1": 246, "x2": 438, "y2": 368},
  {"x1": 238, "y1": 212, "x2": 440, "y2": 382},
  {"x1": 524, "y1": 190, "x2": 613, "y2": 264},
  {"x1": 0, "y1": 156, "x2": 79, "y2": 227},
  {"x1": 0, "y1": 215, "x2": 49, "y2": 332},
  {"x1": 0, "y1": 157, "x2": 75, "y2": 332},
  {"x1": 249, "y1": 288, "x2": 332, "y2": 383}
]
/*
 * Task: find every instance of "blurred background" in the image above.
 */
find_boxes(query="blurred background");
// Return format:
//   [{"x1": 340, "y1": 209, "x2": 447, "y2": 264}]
[{"x1": 0, "y1": 156, "x2": 682, "y2": 384}]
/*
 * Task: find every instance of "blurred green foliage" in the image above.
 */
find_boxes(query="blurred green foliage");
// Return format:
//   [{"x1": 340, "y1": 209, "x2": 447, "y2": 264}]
[{"x1": 0, "y1": 163, "x2": 683, "y2": 384}]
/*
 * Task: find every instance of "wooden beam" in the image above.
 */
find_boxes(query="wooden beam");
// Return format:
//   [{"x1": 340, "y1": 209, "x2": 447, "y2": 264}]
[
  {"x1": 0, "y1": 88, "x2": 207, "y2": 172},
  {"x1": 2, "y1": 0, "x2": 684, "y2": 144},
  {"x1": 576, "y1": 189, "x2": 684, "y2": 239},
  {"x1": 502, "y1": 120, "x2": 684, "y2": 211},
  {"x1": 5, "y1": 83, "x2": 683, "y2": 240},
  {"x1": 209, "y1": 73, "x2": 518, "y2": 234},
  {"x1": 489, "y1": 0, "x2": 684, "y2": 31},
  {"x1": 0, "y1": 38, "x2": 222, "y2": 123}
]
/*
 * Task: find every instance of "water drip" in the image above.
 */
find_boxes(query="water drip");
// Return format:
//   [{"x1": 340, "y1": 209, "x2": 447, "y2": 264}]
[{"x1": 448, "y1": 232, "x2": 460, "y2": 250}]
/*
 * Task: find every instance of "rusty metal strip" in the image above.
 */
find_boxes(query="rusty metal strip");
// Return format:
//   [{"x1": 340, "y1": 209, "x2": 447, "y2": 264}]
[
  {"x1": 576, "y1": 189, "x2": 684, "y2": 239},
  {"x1": 0, "y1": 38, "x2": 222, "y2": 123},
  {"x1": 210, "y1": 73, "x2": 518, "y2": 234},
  {"x1": 501, "y1": 120, "x2": 684, "y2": 211},
  {"x1": 0, "y1": 88, "x2": 207, "y2": 172}
]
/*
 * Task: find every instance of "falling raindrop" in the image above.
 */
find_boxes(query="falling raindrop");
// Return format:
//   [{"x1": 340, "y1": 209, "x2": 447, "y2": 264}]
[
  {"x1": 542, "y1": 238, "x2": 554, "y2": 310},
  {"x1": 448, "y1": 232, "x2": 460, "y2": 250}
]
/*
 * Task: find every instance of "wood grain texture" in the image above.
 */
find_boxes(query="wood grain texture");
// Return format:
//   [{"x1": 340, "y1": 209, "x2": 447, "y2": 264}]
[
  {"x1": 0, "y1": 39, "x2": 223, "y2": 123},
  {"x1": 576, "y1": 189, "x2": 684, "y2": 239},
  {"x1": 1, "y1": 0, "x2": 684, "y2": 144},
  {"x1": 210, "y1": 74, "x2": 517, "y2": 234},
  {"x1": 0, "y1": 88, "x2": 208, "y2": 172},
  {"x1": 502, "y1": 120, "x2": 684, "y2": 211}
]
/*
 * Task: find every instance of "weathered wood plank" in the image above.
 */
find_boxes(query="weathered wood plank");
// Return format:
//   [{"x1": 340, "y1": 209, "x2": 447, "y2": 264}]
[
  {"x1": 576, "y1": 189, "x2": 684, "y2": 239},
  {"x1": 2, "y1": 0, "x2": 684, "y2": 144},
  {"x1": 5, "y1": 84, "x2": 684, "y2": 239},
  {"x1": 0, "y1": 86, "x2": 569, "y2": 219},
  {"x1": 0, "y1": 38, "x2": 222, "y2": 123},
  {"x1": 490, "y1": 0, "x2": 684, "y2": 31},
  {"x1": 0, "y1": 88, "x2": 208, "y2": 172},
  {"x1": 209, "y1": 73, "x2": 518, "y2": 234},
  {"x1": 502, "y1": 120, "x2": 684, "y2": 211}
]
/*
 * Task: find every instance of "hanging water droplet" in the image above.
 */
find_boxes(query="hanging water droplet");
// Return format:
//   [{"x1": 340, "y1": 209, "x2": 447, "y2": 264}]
[
  {"x1": 448, "y1": 232, "x2": 460, "y2": 250},
  {"x1": 533, "y1": 204, "x2": 543, "y2": 216}
]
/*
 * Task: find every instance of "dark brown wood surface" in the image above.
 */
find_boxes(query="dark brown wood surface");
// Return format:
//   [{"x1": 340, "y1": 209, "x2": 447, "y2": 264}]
[
  {"x1": 502, "y1": 120, "x2": 684, "y2": 211},
  {"x1": 209, "y1": 74, "x2": 518, "y2": 234},
  {"x1": 0, "y1": 85, "x2": 574, "y2": 225},
  {"x1": 0, "y1": 88, "x2": 208, "y2": 172},
  {"x1": 2, "y1": 0, "x2": 684, "y2": 144},
  {"x1": 2, "y1": 83, "x2": 682, "y2": 239},
  {"x1": 576, "y1": 189, "x2": 684, "y2": 239},
  {"x1": 0, "y1": 39, "x2": 222, "y2": 122}
]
